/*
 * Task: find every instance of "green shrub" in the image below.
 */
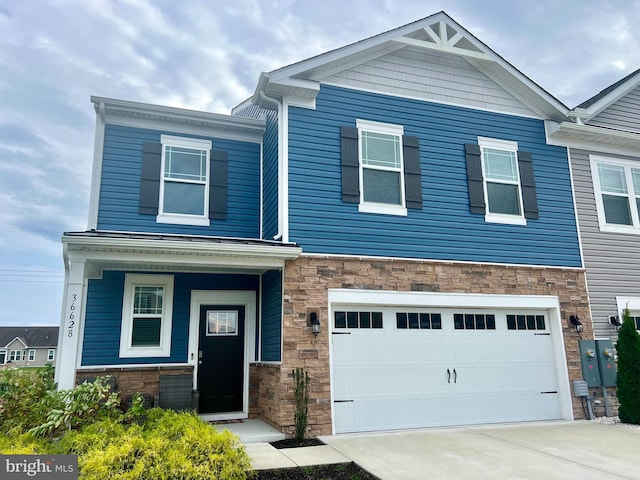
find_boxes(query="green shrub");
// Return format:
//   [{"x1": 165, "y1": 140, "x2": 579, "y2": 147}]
[
  {"x1": 616, "y1": 309, "x2": 640, "y2": 424},
  {"x1": 60, "y1": 409, "x2": 252, "y2": 479},
  {"x1": 0, "y1": 364, "x2": 62, "y2": 433},
  {"x1": 292, "y1": 368, "x2": 310, "y2": 442}
]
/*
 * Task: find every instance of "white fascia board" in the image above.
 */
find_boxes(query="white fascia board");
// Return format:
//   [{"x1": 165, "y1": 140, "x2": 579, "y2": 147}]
[
  {"x1": 581, "y1": 74, "x2": 640, "y2": 119},
  {"x1": 62, "y1": 235, "x2": 301, "y2": 262},
  {"x1": 6, "y1": 337, "x2": 28, "y2": 349},
  {"x1": 90, "y1": 96, "x2": 266, "y2": 143},
  {"x1": 87, "y1": 102, "x2": 105, "y2": 230},
  {"x1": 546, "y1": 120, "x2": 640, "y2": 156}
]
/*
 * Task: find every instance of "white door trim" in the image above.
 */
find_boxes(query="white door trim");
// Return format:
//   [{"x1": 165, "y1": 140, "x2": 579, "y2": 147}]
[
  {"x1": 327, "y1": 289, "x2": 573, "y2": 434},
  {"x1": 189, "y1": 290, "x2": 256, "y2": 420}
]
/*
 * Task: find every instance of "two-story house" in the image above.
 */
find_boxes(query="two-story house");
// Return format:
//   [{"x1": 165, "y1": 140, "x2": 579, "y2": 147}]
[
  {"x1": 58, "y1": 12, "x2": 591, "y2": 437},
  {"x1": 547, "y1": 69, "x2": 640, "y2": 340}
]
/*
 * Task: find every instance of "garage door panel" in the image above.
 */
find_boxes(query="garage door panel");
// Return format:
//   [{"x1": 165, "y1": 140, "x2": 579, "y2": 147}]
[{"x1": 331, "y1": 306, "x2": 562, "y2": 434}]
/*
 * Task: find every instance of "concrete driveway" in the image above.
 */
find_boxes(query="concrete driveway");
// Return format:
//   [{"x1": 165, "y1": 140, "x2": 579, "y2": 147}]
[{"x1": 320, "y1": 421, "x2": 640, "y2": 480}]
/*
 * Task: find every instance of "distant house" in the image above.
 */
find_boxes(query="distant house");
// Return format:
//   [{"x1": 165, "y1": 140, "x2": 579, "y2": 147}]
[
  {"x1": 58, "y1": 11, "x2": 594, "y2": 437},
  {"x1": 547, "y1": 69, "x2": 640, "y2": 340},
  {"x1": 0, "y1": 326, "x2": 59, "y2": 367}
]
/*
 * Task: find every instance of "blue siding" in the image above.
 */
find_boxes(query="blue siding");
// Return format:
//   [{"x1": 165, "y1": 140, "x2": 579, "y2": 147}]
[
  {"x1": 81, "y1": 271, "x2": 258, "y2": 366},
  {"x1": 97, "y1": 124, "x2": 261, "y2": 238},
  {"x1": 262, "y1": 111, "x2": 279, "y2": 240},
  {"x1": 260, "y1": 269, "x2": 282, "y2": 361},
  {"x1": 287, "y1": 85, "x2": 581, "y2": 267}
]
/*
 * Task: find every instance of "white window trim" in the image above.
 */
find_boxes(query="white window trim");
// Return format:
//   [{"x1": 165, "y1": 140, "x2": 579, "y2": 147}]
[
  {"x1": 119, "y1": 274, "x2": 174, "y2": 358},
  {"x1": 356, "y1": 119, "x2": 408, "y2": 216},
  {"x1": 478, "y1": 137, "x2": 526, "y2": 226},
  {"x1": 157, "y1": 135, "x2": 212, "y2": 227},
  {"x1": 47, "y1": 349, "x2": 55, "y2": 361},
  {"x1": 590, "y1": 155, "x2": 640, "y2": 234},
  {"x1": 28, "y1": 349, "x2": 36, "y2": 362}
]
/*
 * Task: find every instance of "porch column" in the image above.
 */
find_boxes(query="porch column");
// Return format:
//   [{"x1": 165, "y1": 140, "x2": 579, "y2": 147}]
[{"x1": 55, "y1": 258, "x2": 87, "y2": 390}]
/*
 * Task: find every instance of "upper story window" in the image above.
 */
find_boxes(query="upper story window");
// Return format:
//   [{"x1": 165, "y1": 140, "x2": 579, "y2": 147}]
[
  {"x1": 340, "y1": 121, "x2": 423, "y2": 215},
  {"x1": 119, "y1": 274, "x2": 174, "y2": 358},
  {"x1": 465, "y1": 138, "x2": 538, "y2": 225},
  {"x1": 591, "y1": 156, "x2": 640, "y2": 233},
  {"x1": 139, "y1": 136, "x2": 229, "y2": 226},
  {"x1": 158, "y1": 136, "x2": 211, "y2": 225},
  {"x1": 358, "y1": 120, "x2": 406, "y2": 215}
]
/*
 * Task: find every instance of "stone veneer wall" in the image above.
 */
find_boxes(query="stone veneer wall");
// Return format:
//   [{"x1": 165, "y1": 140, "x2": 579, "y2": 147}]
[
  {"x1": 76, "y1": 366, "x2": 193, "y2": 407},
  {"x1": 264, "y1": 255, "x2": 593, "y2": 437}
]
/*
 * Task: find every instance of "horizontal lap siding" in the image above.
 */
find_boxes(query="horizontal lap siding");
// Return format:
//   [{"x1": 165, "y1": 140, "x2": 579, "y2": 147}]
[
  {"x1": 571, "y1": 148, "x2": 640, "y2": 338},
  {"x1": 81, "y1": 271, "x2": 258, "y2": 366},
  {"x1": 324, "y1": 47, "x2": 536, "y2": 118},
  {"x1": 287, "y1": 85, "x2": 581, "y2": 267},
  {"x1": 263, "y1": 111, "x2": 279, "y2": 239},
  {"x1": 588, "y1": 85, "x2": 640, "y2": 133},
  {"x1": 97, "y1": 124, "x2": 260, "y2": 237}
]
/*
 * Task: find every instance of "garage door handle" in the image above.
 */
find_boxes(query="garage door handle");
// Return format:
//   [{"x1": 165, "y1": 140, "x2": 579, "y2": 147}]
[
  {"x1": 332, "y1": 332, "x2": 351, "y2": 335},
  {"x1": 334, "y1": 400, "x2": 354, "y2": 403},
  {"x1": 447, "y1": 368, "x2": 451, "y2": 383},
  {"x1": 453, "y1": 368, "x2": 457, "y2": 384}
]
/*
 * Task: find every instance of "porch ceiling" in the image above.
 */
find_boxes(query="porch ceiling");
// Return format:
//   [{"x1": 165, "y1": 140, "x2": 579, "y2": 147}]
[{"x1": 62, "y1": 231, "x2": 302, "y2": 277}]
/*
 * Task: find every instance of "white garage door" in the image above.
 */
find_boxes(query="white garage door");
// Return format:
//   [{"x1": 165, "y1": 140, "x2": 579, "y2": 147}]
[{"x1": 331, "y1": 306, "x2": 562, "y2": 434}]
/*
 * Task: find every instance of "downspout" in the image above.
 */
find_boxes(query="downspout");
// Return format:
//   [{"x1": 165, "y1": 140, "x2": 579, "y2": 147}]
[{"x1": 259, "y1": 91, "x2": 284, "y2": 241}]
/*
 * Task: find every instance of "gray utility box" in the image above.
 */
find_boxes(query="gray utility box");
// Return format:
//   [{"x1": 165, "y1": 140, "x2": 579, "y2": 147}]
[
  {"x1": 578, "y1": 340, "x2": 601, "y2": 387},
  {"x1": 595, "y1": 339, "x2": 617, "y2": 387}
]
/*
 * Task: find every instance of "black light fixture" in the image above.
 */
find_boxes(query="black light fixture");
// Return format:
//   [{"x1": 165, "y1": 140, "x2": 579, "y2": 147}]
[
  {"x1": 609, "y1": 315, "x2": 622, "y2": 332},
  {"x1": 569, "y1": 315, "x2": 583, "y2": 333},
  {"x1": 309, "y1": 311, "x2": 320, "y2": 337}
]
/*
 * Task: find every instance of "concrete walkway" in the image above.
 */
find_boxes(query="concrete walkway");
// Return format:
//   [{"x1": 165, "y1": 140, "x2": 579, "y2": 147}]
[
  {"x1": 319, "y1": 421, "x2": 640, "y2": 480},
  {"x1": 244, "y1": 443, "x2": 351, "y2": 470}
]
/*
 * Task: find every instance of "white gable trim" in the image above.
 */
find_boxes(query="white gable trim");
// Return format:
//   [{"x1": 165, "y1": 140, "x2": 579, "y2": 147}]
[{"x1": 580, "y1": 72, "x2": 640, "y2": 120}]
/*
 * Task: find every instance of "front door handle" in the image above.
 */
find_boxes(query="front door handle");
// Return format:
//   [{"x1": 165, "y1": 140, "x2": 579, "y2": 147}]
[
  {"x1": 447, "y1": 368, "x2": 451, "y2": 383},
  {"x1": 453, "y1": 368, "x2": 457, "y2": 384}
]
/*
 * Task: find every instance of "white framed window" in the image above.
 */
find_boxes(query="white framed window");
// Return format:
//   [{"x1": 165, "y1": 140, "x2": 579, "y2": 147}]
[
  {"x1": 591, "y1": 156, "x2": 640, "y2": 233},
  {"x1": 157, "y1": 135, "x2": 211, "y2": 226},
  {"x1": 47, "y1": 349, "x2": 55, "y2": 361},
  {"x1": 119, "y1": 274, "x2": 174, "y2": 358},
  {"x1": 9, "y1": 350, "x2": 23, "y2": 362},
  {"x1": 478, "y1": 137, "x2": 525, "y2": 225},
  {"x1": 357, "y1": 119, "x2": 407, "y2": 216},
  {"x1": 28, "y1": 349, "x2": 36, "y2": 362}
]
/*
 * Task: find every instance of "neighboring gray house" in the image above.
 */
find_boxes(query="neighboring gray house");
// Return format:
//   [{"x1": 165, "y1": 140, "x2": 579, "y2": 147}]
[
  {"x1": 547, "y1": 69, "x2": 640, "y2": 340},
  {"x1": 0, "y1": 326, "x2": 59, "y2": 367}
]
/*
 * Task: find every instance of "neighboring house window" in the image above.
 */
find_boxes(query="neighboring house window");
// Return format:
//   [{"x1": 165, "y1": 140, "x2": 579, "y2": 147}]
[
  {"x1": 28, "y1": 350, "x2": 36, "y2": 362},
  {"x1": 9, "y1": 350, "x2": 23, "y2": 361},
  {"x1": 340, "y1": 121, "x2": 422, "y2": 215},
  {"x1": 591, "y1": 156, "x2": 640, "y2": 233},
  {"x1": 465, "y1": 138, "x2": 538, "y2": 224},
  {"x1": 119, "y1": 274, "x2": 174, "y2": 358},
  {"x1": 139, "y1": 136, "x2": 229, "y2": 226},
  {"x1": 47, "y1": 349, "x2": 55, "y2": 361}
]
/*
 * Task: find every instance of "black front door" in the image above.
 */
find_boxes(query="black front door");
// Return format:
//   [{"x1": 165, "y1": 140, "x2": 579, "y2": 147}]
[{"x1": 198, "y1": 305, "x2": 245, "y2": 414}]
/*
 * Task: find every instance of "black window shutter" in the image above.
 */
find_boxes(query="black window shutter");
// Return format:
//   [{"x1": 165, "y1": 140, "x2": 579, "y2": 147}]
[
  {"x1": 341, "y1": 126, "x2": 360, "y2": 203},
  {"x1": 209, "y1": 149, "x2": 228, "y2": 220},
  {"x1": 465, "y1": 143, "x2": 485, "y2": 214},
  {"x1": 403, "y1": 135, "x2": 422, "y2": 209},
  {"x1": 139, "y1": 142, "x2": 162, "y2": 215},
  {"x1": 518, "y1": 151, "x2": 538, "y2": 219}
]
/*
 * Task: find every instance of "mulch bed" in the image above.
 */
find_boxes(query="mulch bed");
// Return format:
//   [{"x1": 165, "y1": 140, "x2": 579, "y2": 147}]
[
  {"x1": 253, "y1": 462, "x2": 379, "y2": 480},
  {"x1": 270, "y1": 438, "x2": 325, "y2": 449}
]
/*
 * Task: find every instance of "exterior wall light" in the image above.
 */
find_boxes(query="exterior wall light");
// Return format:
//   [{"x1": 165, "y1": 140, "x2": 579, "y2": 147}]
[
  {"x1": 609, "y1": 315, "x2": 622, "y2": 332},
  {"x1": 309, "y1": 311, "x2": 320, "y2": 337},
  {"x1": 569, "y1": 315, "x2": 583, "y2": 333}
]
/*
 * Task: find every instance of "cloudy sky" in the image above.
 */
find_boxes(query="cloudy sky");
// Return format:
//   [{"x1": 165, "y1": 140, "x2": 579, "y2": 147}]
[{"x1": 1, "y1": 0, "x2": 639, "y2": 327}]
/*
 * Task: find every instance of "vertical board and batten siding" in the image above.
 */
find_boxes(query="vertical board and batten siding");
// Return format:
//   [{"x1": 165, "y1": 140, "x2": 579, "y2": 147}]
[
  {"x1": 260, "y1": 269, "x2": 283, "y2": 362},
  {"x1": 323, "y1": 46, "x2": 537, "y2": 118},
  {"x1": 570, "y1": 147, "x2": 640, "y2": 338},
  {"x1": 98, "y1": 124, "x2": 261, "y2": 238},
  {"x1": 81, "y1": 271, "x2": 258, "y2": 366},
  {"x1": 287, "y1": 84, "x2": 581, "y2": 267},
  {"x1": 587, "y1": 84, "x2": 640, "y2": 133}
]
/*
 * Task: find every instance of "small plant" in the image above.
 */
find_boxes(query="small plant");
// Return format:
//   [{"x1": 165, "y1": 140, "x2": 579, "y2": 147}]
[
  {"x1": 616, "y1": 308, "x2": 640, "y2": 424},
  {"x1": 292, "y1": 367, "x2": 310, "y2": 442}
]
